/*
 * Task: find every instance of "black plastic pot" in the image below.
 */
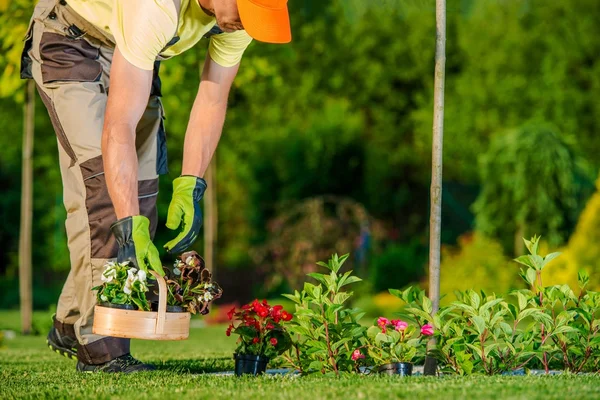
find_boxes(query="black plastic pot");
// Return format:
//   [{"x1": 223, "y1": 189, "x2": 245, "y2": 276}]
[
  {"x1": 234, "y1": 354, "x2": 269, "y2": 376},
  {"x1": 151, "y1": 302, "x2": 185, "y2": 312},
  {"x1": 377, "y1": 362, "x2": 413, "y2": 376},
  {"x1": 99, "y1": 302, "x2": 136, "y2": 310}
]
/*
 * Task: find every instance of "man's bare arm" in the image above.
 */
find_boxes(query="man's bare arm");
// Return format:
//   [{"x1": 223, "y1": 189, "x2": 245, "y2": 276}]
[
  {"x1": 181, "y1": 55, "x2": 240, "y2": 177},
  {"x1": 101, "y1": 47, "x2": 153, "y2": 219}
]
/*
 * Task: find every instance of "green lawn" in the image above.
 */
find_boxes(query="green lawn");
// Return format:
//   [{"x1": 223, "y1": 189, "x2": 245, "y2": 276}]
[{"x1": 1, "y1": 311, "x2": 600, "y2": 400}]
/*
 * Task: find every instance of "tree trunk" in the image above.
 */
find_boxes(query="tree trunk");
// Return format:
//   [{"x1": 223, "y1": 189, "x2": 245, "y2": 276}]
[
  {"x1": 19, "y1": 79, "x2": 35, "y2": 335},
  {"x1": 204, "y1": 155, "x2": 217, "y2": 279},
  {"x1": 424, "y1": 0, "x2": 446, "y2": 376}
]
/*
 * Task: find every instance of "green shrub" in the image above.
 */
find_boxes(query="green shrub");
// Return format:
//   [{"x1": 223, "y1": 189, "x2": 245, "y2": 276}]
[
  {"x1": 394, "y1": 236, "x2": 600, "y2": 375},
  {"x1": 282, "y1": 254, "x2": 366, "y2": 375}
]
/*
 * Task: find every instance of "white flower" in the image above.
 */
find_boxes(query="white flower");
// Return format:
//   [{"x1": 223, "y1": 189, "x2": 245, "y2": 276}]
[
  {"x1": 203, "y1": 292, "x2": 213, "y2": 302},
  {"x1": 204, "y1": 283, "x2": 213, "y2": 289},
  {"x1": 100, "y1": 294, "x2": 108, "y2": 302},
  {"x1": 123, "y1": 283, "x2": 132, "y2": 295},
  {"x1": 186, "y1": 256, "x2": 195, "y2": 266},
  {"x1": 101, "y1": 266, "x2": 117, "y2": 283},
  {"x1": 123, "y1": 267, "x2": 138, "y2": 295},
  {"x1": 173, "y1": 267, "x2": 181, "y2": 276},
  {"x1": 127, "y1": 268, "x2": 136, "y2": 281},
  {"x1": 137, "y1": 269, "x2": 147, "y2": 283}
]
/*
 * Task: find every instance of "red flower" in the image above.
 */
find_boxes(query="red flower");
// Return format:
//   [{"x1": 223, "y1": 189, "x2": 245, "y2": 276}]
[
  {"x1": 270, "y1": 338, "x2": 278, "y2": 346},
  {"x1": 226, "y1": 324, "x2": 234, "y2": 337},
  {"x1": 266, "y1": 323, "x2": 274, "y2": 330},
  {"x1": 258, "y1": 308, "x2": 270, "y2": 318},
  {"x1": 242, "y1": 303, "x2": 252, "y2": 311},
  {"x1": 421, "y1": 324, "x2": 435, "y2": 336},
  {"x1": 271, "y1": 305, "x2": 283, "y2": 320},
  {"x1": 227, "y1": 307, "x2": 236, "y2": 321},
  {"x1": 281, "y1": 311, "x2": 293, "y2": 321},
  {"x1": 252, "y1": 337, "x2": 260, "y2": 344},
  {"x1": 351, "y1": 349, "x2": 365, "y2": 361},
  {"x1": 262, "y1": 299, "x2": 269, "y2": 306}
]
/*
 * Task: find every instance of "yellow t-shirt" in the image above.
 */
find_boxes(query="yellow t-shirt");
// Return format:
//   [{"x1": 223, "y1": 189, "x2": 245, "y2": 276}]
[{"x1": 68, "y1": 0, "x2": 252, "y2": 70}]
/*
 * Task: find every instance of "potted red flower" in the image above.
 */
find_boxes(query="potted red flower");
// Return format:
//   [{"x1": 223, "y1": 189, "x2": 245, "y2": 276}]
[{"x1": 226, "y1": 299, "x2": 293, "y2": 376}]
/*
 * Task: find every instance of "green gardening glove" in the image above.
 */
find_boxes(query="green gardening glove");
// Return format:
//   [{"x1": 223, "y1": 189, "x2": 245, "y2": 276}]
[
  {"x1": 164, "y1": 175, "x2": 207, "y2": 254},
  {"x1": 110, "y1": 215, "x2": 165, "y2": 276}
]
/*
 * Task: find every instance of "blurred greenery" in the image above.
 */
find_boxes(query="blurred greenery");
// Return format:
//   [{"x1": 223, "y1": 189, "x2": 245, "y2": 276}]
[{"x1": 1, "y1": 0, "x2": 600, "y2": 309}]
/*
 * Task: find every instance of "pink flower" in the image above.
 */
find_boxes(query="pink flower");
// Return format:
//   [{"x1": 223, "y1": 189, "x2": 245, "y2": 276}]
[
  {"x1": 421, "y1": 324, "x2": 435, "y2": 336},
  {"x1": 270, "y1": 338, "x2": 278, "y2": 346},
  {"x1": 377, "y1": 317, "x2": 389, "y2": 329},
  {"x1": 351, "y1": 349, "x2": 365, "y2": 361},
  {"x1": 392, "y1": 320, "x2": 408, "y2": 332}
]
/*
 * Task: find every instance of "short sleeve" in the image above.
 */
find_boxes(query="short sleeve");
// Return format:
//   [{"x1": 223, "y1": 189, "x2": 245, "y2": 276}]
[
  {"x1": 110, "y1": 0, "x2": 178, "y2": 70},
  {"x1": 208, "y1": 30, "x2": 253, "y2": 67}
]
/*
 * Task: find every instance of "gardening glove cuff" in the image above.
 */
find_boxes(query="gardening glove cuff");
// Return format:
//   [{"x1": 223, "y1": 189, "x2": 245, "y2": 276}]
[
  {"x1": 164, "y1": 176, "x2": 207, "y2": 254},
  {"x1": 110, "y1": 215, "x2": 164, "y2": 276}
]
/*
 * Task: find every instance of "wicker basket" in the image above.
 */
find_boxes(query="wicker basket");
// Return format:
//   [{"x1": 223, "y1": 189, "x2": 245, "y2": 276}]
[{"x1": 92, "y1": 271, "x2": 190, "y2": 340}]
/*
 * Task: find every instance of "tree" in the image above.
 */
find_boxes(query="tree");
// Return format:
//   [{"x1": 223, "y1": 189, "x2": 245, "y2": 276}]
[
  {"x1": 1, "y1": 0, "x2": 36, "y2": 333},
  {"x1": 473, "y1": 122, "x2": 582, "y2": 255},
  {"x1": 424, "y1": 0, "x2": 446, "y2": 376}
]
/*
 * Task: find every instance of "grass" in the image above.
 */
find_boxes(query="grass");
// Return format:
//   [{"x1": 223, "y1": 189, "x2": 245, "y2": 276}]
[{"x1": 1, "y1": 311, "x2": 600, "y2": 400}]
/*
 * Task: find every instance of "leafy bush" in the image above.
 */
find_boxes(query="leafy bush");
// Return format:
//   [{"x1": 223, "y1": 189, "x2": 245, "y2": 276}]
[
  {"x1": 395, "y1": 236, "x2": 600, "y2": 375},
  {"x1": 282, "y1": 254, "x2": 366, "y2": 375}
]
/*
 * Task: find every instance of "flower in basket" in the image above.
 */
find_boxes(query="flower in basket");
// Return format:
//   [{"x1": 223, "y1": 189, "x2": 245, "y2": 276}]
[
  {"x1": 92, "y1": 261, "x2": 151, "y2": 311},
  {"x1": 162, "y1": 251, "x2": 223, "y2": 314},
  {"x1": 359, "y1": 317, "x2": 434, "y2": 366},
  {"x1": 227, "y1": 299, "x2": 293, "y2": 359}
]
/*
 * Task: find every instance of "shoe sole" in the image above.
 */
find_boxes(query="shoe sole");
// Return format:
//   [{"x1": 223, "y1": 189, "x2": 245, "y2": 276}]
[{"x1": 47, "y1": 338, "x2": 78, "y2": 361}]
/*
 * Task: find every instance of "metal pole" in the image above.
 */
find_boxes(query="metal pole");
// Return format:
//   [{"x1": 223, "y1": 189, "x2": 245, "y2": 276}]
[{"x1": 424, "y1": 0, "x2": 446, "y2": 376}]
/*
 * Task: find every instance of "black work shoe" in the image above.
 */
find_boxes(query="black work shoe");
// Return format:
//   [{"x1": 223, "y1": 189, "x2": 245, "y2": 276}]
[
  {"x1": 76, "y1": 354, "x2": 155, "y2": 373},
  {"x1": 47, "y1": 327, "x2": 78, "y2": 360}
]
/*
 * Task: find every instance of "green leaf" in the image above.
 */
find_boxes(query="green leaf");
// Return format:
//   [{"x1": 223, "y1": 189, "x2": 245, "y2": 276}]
[
  {"x1": 308, "y1": 361, "x2": 323, "y2": 371},
  {"x1": 375, "y1": 333, "x2": 389, "y2": 345},
  {"x1": 367, "y1": 326, "x2": 381, "y2": 340},
  {"x1": 471, "y1": 316, "x2": 486, "y2": 336},
  {"x1": 542, "y1": 252, "x2": 561, "y2": 266},
  {"x1": 516, "y1": 292, "x2": 529, "y2": 311},
  {"x1": 339, "y1": 275, "x2": 362, "y2": 288},
  {"x1": 423, "y1": 296, "x2": 433, "y2": 315},
  {"x1": 514, "y1": 255, "x2": 535, "y2": 269},
  {"x1": 307, "y1": 273, "x2": 329, "y2": 287}
]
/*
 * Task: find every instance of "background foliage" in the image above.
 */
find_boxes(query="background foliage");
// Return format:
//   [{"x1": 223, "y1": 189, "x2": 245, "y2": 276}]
[{"x1": 1, "y1": 0, "x2": 599, "y2": 309}]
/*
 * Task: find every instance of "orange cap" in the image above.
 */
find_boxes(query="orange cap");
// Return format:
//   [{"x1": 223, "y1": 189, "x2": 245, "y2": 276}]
[{"x1": 237, "y1": 0, "x2": 291, "y2": 44}]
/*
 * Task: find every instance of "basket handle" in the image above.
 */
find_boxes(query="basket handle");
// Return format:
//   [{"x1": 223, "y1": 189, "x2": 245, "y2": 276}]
[{"x1": 150, "y1": 270, "x2": 166, "y2": 334}]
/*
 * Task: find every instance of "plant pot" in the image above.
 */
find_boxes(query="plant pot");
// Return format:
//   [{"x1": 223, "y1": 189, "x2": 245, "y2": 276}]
[
  {"x1": 377, "y1": 362, "x2": 413, "y2": 376},
  {"x1": 234, "y1": 354, "x2": 269, "y2": 376},
  {"x1": 99, "y1": 302, "x2": 136, "y2": 310},
  {"x1": 151, "y1": 302, "x2": 185, "y2": 313},
  {"x1": 93, "y1": 271, "x2": 191, "y2": 341}
]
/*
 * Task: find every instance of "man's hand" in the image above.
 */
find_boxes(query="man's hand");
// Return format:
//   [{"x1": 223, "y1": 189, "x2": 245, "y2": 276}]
[
  {"x1": 164, "y1": 176, "x2": 207, "y2": 254},
  {"x1": 111, "y1": 215, "x2": 165, "y2": 276}
]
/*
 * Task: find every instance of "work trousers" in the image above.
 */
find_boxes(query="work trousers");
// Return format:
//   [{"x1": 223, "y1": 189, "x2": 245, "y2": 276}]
[{"x1": 21, "y1": 0, "x2": 168, "y2": 364}]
